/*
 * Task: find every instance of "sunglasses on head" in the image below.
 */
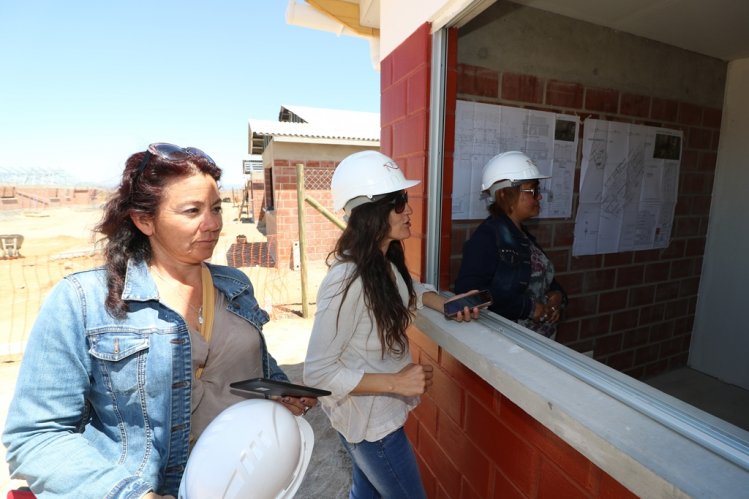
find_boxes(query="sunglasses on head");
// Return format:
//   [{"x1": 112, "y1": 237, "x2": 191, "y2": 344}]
[{"x1": 135, "y1": 142, "x2": 216, "y2": 179}]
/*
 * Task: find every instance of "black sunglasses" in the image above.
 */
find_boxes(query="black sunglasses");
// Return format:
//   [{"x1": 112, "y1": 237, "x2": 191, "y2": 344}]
[
  {"x1": 135, "y1": 142, "x2": 216, "y2": 179},
  {"x1": 372, "y1": 190, "x2": 409, "y2": 214}
]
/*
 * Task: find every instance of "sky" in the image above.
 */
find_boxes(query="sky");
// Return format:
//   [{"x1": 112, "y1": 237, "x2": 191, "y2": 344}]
[{"x1": 0, "y1": 1, "x2": 380, "y2": 187}]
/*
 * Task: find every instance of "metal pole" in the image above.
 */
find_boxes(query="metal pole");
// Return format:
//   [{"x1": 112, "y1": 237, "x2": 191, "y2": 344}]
[{"x1": 296, "y1": 163, "x2": 310, "y2": 318}]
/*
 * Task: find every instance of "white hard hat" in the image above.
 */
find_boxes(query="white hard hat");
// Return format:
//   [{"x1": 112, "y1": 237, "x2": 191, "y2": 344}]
[
  {"x1": 481, "y1": 151, "x2": 549, "y2": 198},
  {"x1": 331, "y1": 150, "x2": 420, "y2": 215},
  {"x1": 178, "y1": 399, "x2": 314, "y2": 499}
]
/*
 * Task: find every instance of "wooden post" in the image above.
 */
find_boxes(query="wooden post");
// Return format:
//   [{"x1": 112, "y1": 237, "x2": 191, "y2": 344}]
[{"x1": 296, "y1": 163, "x2": 310, "y2": 318}]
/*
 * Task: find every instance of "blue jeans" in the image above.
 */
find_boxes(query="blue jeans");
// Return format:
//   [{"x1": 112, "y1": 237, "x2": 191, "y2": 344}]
[{"x1": 338, "y1": 427, "x2": 427, "y2": 499}]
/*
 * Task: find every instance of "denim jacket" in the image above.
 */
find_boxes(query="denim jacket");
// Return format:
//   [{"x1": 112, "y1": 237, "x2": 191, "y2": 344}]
[
  {"x1": 2, "y1": 259, "x2": 285, "y2": 498},
  {"x1": 455, "y1": 212, "x2": 566, "y2": 321}
]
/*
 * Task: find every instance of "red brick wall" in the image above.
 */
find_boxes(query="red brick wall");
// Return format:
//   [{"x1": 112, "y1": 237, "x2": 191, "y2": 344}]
[
  {"x1": 381, "y1": 23, "x2": 432, "y2": 277},
  {"x1": 384, "y1": 23, "x2": 638, "y2": 499},
  {"x1": 267, "y1": 159, "x2": 339, "y2": 267},
  {"x1": 450, "y1": 63, "x2": 720, "y2": 378},
  {"x1": 407, "y1": 329, "x2": 637, "y2": 499}
]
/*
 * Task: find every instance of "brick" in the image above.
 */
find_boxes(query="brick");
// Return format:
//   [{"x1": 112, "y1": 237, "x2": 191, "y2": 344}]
[
  {"x1": 611, "y1": 310, "x2": 638, "y2": 332},
  {"x1": 417, "y1": 428, "x2": 461, "y2": 499},
  {"x1": 493, "y1": 469, "x2": 526, "y2": 499},
  {"x1": 440, "y1": 350, "x2": 495, "y2": 408},
  {"x1": 606, "y1": 350, "x2": 634, "y2": 371},
  {"x1": 546, "y1": 249, "x2": 569, "y2": 273},
  {"x1": 655, "y1": 281, "x2": 680, "y2": 301},
  {"x1": 702, "y1": 107, "x2": 722, "y2": 128},
  {"x1": 502, "y1": 72, "x2": 544, "y2": 103},
  {"x1": 678, "y1": 102, "x2": 703, "y2": 126},
  {"x1": 679, "y1": 276, "x2": 700, "y2": 297},
  {"x1": 393, "y1": 111, "x2": 428, "y2": 157},
  {"x1": 596, "y1": 333, "x2": 624, "y2": 356},
  {"x1": 685, "y1": 237, "x2": 706, "y2": 257},
  {"x1": 651, "y1": 98, "x2": 678, "y2": 122},
  {"x1": 414, "y1": 392, "x2": 439, "y2": 435},
  {"x1": 457, "y1": 64, "x2": 499, "y2": 98},
  {"x1": 688, "y1": 127, "x2": 712, "y2": 149},
  {"x1": 644, "y1": 262, "x2": 669, "y2": 282},
  {"x1": 408, "y1": 65, "x2": 430, "y2": 114},
  {"x1": 570, "y1": 255, "x2": 603, "y2": 271},
  {"x1": 583, "y1": 269, "x2": 616, "y2": 292},
  {"x1": 665, "y1": 299, "x2": 689, "y2": 320},
  {"x1": 537, "y1": 460, "x2": 590, "y2": 499},
  {"x1": 437, "y1": 410, "x2": 491, "y2": 496},
  {"x1": 556, "y1": 320, "x2": 580, "y2": 343},
  {"x1": 650, "y1": 321, "x2": 675, "y2": 342},
  {"x1": 635, "y1": 344, "x2": 660, "y2": 365},
  {"x1": 639, "y1": 303, "x2": 665, "y2": 325},
  {"x1": 598, "y1": 290, "x2": 628, "y2": 313},
  {"x1": 559, "y1": 272, "x2": 583, "y2": 294},
  {"x1": 620, "y1": 93, "x2": 650, "y2": 118},
  {"x1": 408, "y1": 327, "x2": 440, "y2": 363},
  {"x1": 603, "y1": 252, "x2": 633, "y2": 267},
  {"x1": 615, "y1": 265, "x2": 644, "y2": 287},
  {"x1": 553, "y1": 222, "x2": 575, "y2": 247},
  {"x1": 581, "y1": 314, "x2": 612, "y2": 338},
  {"x1": 568, "y1": 295, "x2": 598, "y2": 317},
  {"x1": 622, "y1": 327, "x2": 650, "y2": 349},
  {"x1": 597, "y1": 469, "x2": 639, "y2": 498},
  {"x1": 546, "y1": 80, "x2": 584, "y2": 108},
  {"x1": 381, "y1": 79, "x2": 407, "y2": 126},
  {"x1": 584, "y1": 87, "x2": 619, "y2": 113},
  {"x1": 391, "y1": 23, "x2": 430, "y2": 84},
  {"x1": 698, "y1": 151, "x2": 717, "y2": 172},
  {"x1": 430, "y1": 363, "x2": 464, "y2": 425},
  {"x1": 674, "y1": 216, "x2": 700, "y2": 238}
]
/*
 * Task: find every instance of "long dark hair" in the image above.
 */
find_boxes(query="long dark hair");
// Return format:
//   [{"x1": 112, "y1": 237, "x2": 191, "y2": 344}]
[
  {"x1": 95, "y1": 147, "x2": 222, "y2": 318},
  {"x1": 328, "y1": 192, "x2": 416, "y2": 358}
]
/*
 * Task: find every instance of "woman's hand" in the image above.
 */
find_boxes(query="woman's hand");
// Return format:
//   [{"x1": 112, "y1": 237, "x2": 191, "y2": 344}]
[
  {"x1": 424, "y1": 291, "x2": 481, "y2": 322},
  {"x1": 141, "y1": 493, "x2": 175, "y2": 499},
  {"x1": 394, "y1": 363, "x2": 433, "y2": 396},
  {"x1": 276, "y1": 395, "x2": 319, "y2": 417}
]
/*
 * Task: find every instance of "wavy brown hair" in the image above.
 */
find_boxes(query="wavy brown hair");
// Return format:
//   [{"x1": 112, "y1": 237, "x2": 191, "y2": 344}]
[
  {"x1": 328, "y1": 191, "x2": 416, "y2": 358},
  {"x1": 95, "y1": 147, "x2": 222, "y2": 318}
]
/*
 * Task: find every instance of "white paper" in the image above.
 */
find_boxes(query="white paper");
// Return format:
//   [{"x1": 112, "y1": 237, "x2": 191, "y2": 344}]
[{"x1": 572, "y1": 119, "x2": 682, "y2": 256}]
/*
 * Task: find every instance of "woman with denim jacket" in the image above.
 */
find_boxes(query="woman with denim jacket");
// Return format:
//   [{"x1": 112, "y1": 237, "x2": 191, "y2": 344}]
[
  {"x1": 2, "y1": 143, "x2": 317, "y2": 498},
  {"x1": 455, "y1": 151, "x2": 567, "y2": 339}
]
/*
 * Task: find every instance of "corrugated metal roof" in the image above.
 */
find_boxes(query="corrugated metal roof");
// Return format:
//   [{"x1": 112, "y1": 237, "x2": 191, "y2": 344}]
[{"x1": 249, "y1": 105, "x2": 380, "y2": 142}]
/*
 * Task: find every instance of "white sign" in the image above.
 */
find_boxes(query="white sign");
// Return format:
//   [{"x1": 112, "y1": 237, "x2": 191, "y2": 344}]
[{"x1": 572, "y1": 119, "x2": 681, "y2": 256}]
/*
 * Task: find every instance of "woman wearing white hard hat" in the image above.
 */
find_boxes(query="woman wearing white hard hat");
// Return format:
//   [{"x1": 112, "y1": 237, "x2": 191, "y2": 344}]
[
  {"x1": 304, "y1": 150, "x2": 480, "y2": 498},
  {"x1": 455, "y1": 151, "x2": 568, "y2": 339}
]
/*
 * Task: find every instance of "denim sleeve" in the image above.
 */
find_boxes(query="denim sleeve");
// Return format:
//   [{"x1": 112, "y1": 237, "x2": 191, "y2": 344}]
[
  {"x1": 454, "y1": 223, "x2": 498, "y2": 294},
  {"x1": 1, "y1": 279, "x2": 153, "y2": 498},
  {"x1": 266, "y1": 352, "x2": 290, "y2": 382},
  {"x1": 455, "y1": 223, "x2": 534, "y2": 321}
]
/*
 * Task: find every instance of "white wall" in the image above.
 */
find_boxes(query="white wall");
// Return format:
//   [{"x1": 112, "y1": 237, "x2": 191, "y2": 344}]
[
  {"x1": 690, "y1": 57, "x2": 749, "y2": 390},
  {"x1": 380, "y1": 0, "x2": 472, "y2": 59}
]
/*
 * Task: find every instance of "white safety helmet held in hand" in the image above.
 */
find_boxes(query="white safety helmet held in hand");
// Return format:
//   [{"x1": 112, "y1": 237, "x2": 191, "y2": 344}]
[
  {"x1": 481, "y1": 151, "x2": 550, "y2": 199},
  {"x1": 178, "y1": 399, "x2": 314, "y2": 499},
  {"x1": 331, "y1": 150, "x2": 420, "y2": 216}
]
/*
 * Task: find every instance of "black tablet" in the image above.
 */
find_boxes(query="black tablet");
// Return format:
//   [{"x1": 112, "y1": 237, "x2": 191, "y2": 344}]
[{"x1": 230, "y1": 377, "x2": 331, "y2": 398}]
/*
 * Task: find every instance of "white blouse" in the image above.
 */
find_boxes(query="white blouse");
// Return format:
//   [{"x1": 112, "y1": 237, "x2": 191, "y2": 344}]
[{"x1": 303, "y1": 259, "x2": 434, "y2": 443}]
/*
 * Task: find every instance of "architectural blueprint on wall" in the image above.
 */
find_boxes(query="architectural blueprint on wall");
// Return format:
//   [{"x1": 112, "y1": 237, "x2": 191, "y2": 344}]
[
  {"x1": 452, "y1": 100, "x2": 578, "y2": 220},
  {"x1": 572, "y1": 119, "x2": 682, "y2": 256}
]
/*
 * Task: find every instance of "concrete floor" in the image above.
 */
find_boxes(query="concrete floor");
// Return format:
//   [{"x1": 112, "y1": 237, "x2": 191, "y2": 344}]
[{"x1": 644, "y1": 367, "x2": 749, "y2": 432}]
